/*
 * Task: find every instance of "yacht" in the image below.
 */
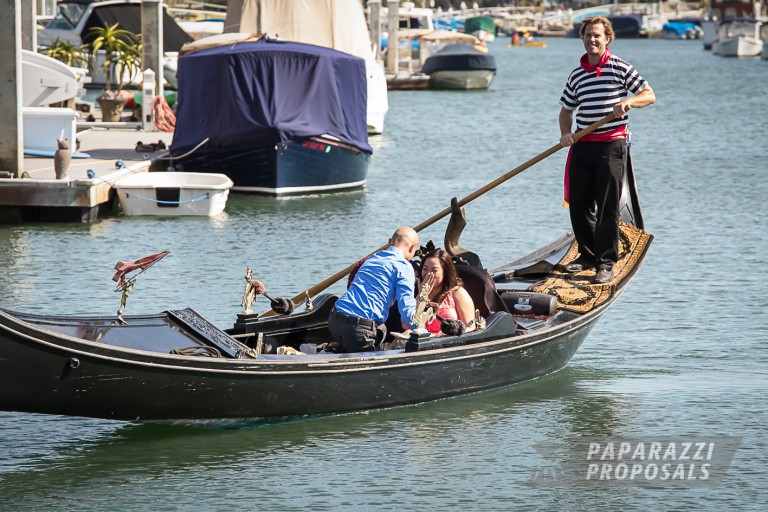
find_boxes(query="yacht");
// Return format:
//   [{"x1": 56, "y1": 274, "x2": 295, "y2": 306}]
[{"x1": 713, "y1": 18, "x2": 765, "y2": 57}]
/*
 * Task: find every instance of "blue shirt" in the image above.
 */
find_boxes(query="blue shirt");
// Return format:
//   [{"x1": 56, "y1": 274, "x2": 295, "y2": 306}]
[{"x1": 334, "y1": 246, "x2": 418, "y2": 329}]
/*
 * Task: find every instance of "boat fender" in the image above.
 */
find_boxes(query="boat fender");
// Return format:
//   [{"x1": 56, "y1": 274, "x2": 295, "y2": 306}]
[{"x1": 501, "y1": 292, "x2": 557, "y2": 316}]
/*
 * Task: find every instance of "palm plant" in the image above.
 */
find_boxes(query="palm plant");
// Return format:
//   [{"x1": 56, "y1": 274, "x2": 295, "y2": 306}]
[
  {"x1": 85, "y1": 22, "x2": 143, "y2": 99},
  {"x1": 44, "y1": 38, "x2": 88, "y2": 68}
]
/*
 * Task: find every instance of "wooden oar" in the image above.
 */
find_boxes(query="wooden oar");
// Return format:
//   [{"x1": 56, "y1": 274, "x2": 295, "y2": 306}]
[{"x1": 275, "y1": 112, "x2": 617, "y2": 311}]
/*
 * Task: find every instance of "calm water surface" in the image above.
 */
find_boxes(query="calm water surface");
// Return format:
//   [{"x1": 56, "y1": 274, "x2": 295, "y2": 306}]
[{"x1": 1, "y1": 38, "x2": 767, "y2": 511}]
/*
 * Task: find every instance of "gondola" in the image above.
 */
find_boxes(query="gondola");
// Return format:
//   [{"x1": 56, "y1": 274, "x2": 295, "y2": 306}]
[{"x1": 0, "y1": 199, "x2": 652, "y2": 423}]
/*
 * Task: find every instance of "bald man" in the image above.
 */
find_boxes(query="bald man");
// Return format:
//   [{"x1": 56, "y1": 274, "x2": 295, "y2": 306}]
[{"x1": 329, "y1": 227, "x2": 420, "y2": 352}]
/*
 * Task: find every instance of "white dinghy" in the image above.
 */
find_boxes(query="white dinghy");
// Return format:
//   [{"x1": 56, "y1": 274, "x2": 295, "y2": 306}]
[{"x1": 114, "y1": 172, "x2": 233, "y2": 217}]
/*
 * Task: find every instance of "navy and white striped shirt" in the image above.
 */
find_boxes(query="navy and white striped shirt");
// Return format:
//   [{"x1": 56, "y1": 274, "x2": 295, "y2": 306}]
[{"x1": 560, "y1": 54, "x2": 648, "y2": 134}]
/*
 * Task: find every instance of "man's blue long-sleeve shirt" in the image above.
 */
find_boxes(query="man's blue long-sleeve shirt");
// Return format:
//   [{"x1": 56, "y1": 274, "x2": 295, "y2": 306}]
[{"x1": 334, "y1": 246, "x2": 417, "y2": 329}]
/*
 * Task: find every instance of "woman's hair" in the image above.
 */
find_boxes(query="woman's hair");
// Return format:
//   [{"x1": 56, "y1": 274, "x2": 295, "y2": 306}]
[
  {"x1": 420, "y1": 248, "x2": 463, "y2": 305},
  {"x1": 579, "y1": 16, "x2": 615, "y2": 44}
]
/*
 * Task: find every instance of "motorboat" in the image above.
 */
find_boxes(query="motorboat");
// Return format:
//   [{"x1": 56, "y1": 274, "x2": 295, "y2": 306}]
[
  {"x1": 168, "y1": 36, "x2": 372, "y2": 196},
  {"x1": 662, "y1": 20, "x2": 704, "y2": 39},
  {"x1": 114, "y1": 172, "x2": 233, "y2": 217},
  {"x1": 712, "y1": 18, "x2": 765, "y2": 57},
  {"x1": 464, "y1": 15, "x2": 497, "y2": 42},
  {"x1": 224, "y1": 0, "x2": 388, "y2": 135},
  {"x1": 566, "y1": 14, "x2": 646, "y2": 39},
  {"x1": 21, "y1": 49, "x2": 86, "y2": 107},
  {"x1": 37, "y1": 0, "x2": 193, "y2": 89},
  {"x1": 702, "y1": 0, "x2": 764, "y2": 50},
  {"x1": 421, "y1": 43, "x2": 497, "y2": 90},
  {"x1": 606, "y1": 14, "x2": 647, "y2": 38}
]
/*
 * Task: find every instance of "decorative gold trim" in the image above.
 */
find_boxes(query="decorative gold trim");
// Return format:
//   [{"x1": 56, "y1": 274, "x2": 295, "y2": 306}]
[{"x1": 531, "y1": 222, "x2": 652, "y2": 313}]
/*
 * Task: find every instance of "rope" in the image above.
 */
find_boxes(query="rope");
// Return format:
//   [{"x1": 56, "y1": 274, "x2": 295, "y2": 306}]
[
  {"x1": 118, "y1": 189, "x2": 212, "y2": 205},
  {"x1": 152, "y1": 95, "x2": 176, "y2": 132},
  {"x1": 87, "y1": 168, "x2": 215, "y2": 205},
  {"x1": 155, "y1": 137, "x2": 210, "y2": 161},
  {"x1": 170, "y1": 345, "x2": 222, "y2": 358}
]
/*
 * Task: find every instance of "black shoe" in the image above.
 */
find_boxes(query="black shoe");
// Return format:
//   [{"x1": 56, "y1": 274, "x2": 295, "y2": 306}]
[
  {"x1": 564, "y1": 256, "x2": 595, "y2": 273},
  {"x1": 593, "y1": 268, "x2": 614, "y2": 284}
]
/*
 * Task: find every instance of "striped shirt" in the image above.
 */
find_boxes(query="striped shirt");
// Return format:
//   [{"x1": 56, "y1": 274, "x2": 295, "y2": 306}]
[{"x1": 560, "y1": 54, "x2": 648, "y2": 134}]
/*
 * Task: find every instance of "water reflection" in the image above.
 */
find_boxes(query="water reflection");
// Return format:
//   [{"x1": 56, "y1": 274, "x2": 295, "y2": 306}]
[{"x1": 0, "y1": 365, "x2": 629, "y2": 501}]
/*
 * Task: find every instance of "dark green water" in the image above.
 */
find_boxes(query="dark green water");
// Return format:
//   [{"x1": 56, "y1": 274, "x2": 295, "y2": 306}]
[{"x1": 1, "y1": 37, "x2": 767, "y2": 510}]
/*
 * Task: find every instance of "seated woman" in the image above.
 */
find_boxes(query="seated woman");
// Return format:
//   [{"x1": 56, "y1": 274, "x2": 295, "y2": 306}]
[{"x1": 419, "y1": 248, "x2": 476, "y2": 335}]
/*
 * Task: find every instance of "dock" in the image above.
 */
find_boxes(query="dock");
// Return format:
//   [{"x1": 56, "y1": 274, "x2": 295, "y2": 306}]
[
  {"x1": 0, "y1": 127, "x2": 174, "y2": 223},
  {"x1": 386, "y1": 73, "x2": 431, "y2": 90}
]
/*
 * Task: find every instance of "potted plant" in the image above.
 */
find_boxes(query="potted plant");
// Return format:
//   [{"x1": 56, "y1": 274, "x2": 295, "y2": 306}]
[{"x1": 85, "y1": 22, "x2": 142, "y2": 122}]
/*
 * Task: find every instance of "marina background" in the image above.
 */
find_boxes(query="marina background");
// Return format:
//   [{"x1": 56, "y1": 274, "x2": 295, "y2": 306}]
[{"x1": 1, "y1": 36, "x2": 767, "y2": 510}]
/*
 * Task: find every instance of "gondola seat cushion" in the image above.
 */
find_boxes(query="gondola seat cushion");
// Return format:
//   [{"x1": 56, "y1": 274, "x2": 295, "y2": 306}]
[{"x1": 455, "y1": 264, "x2": 509, "y2": 317}]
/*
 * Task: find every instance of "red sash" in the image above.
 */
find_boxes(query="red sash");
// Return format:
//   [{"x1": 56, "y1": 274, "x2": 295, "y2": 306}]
[{"x1": 563, "y1": 126, "x2": 627, "y2": 206}]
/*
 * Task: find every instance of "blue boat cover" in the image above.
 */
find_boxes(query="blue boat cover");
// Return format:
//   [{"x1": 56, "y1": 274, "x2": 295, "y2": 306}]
[
  {"x1": 662, "y1": 21, "x2": 698, "y2": 36},
  {"x1": 170, "y1": 38, "x2": 371, "y2": 157}
]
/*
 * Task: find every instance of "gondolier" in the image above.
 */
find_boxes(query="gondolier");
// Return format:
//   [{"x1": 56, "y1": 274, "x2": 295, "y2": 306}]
[
  {"x1": 329, "y1": 227, "x2": 420, "y2": 352},
  {"x1": 558, "y1": 15, "x2": 655, "y2": 284}
]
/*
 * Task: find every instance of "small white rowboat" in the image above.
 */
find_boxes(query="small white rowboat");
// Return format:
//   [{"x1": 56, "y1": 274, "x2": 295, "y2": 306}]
[{"x1": 115, "y1": 172, "x2": 233, "y2": 217}]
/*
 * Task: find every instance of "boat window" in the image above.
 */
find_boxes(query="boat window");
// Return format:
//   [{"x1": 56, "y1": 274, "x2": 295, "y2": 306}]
[
  {"x1": 400, "y1": 17, "x2": 424, "y2": 29},
  {"x1": 45, "y1": 3, "x2": 88, "y2": 30}
]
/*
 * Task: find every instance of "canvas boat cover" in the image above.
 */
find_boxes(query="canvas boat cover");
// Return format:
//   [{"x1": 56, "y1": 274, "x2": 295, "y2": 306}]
[
  {"x1": 224, "y1": 0, "x2": 375, "y2": 65},
  {"x1": 73, "y1": 1, "x2": 193, "y2": 52},
  {"x1": 422, "y1": 44, "x2": 497, "y2": 75},
  {"x1": 464, "y1": 16, "x2": 496, "y2": 34},
  {"x1": 170, "y1": 38, "x2": 371, "y2": 157},
  {"x1": 419, "y1": 30, "x2": 480, "y2": 44}
]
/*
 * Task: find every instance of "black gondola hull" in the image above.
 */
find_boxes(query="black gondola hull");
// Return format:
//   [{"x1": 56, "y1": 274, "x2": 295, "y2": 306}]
[
  {"x1": 0, "y1": 217, "x2": 652, "y2": 423},
  {"x1": 0, "y1": 308, "x2": 598, "y2": 422}
]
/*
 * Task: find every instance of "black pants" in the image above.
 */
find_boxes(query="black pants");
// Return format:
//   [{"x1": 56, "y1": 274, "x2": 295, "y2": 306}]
[
  {"x1": 328, "y1": 309, "x2": 380, "y2": 353},
  {"x1": 568, "y1": 139, "x2": 626, "y2": 269}
]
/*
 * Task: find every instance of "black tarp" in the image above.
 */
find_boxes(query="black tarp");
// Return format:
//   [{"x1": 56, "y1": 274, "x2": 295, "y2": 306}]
[
  {"x1": 422, "y1": 44, "x2": 497, "y2": 75},
  {"x1": 78, "y1": 2, "x2": 192, "y2": 51}
]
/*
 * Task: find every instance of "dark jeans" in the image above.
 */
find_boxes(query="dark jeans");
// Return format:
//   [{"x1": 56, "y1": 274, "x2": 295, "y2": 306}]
[
  {"x1": 328, "y1": 309, "x2": 379, "y2": 353},
  {"x1": 568, "y1": 139, "x2": 626, "y2": 269}
]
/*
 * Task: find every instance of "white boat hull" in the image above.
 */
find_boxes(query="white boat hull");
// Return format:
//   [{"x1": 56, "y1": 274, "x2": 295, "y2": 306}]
[
  {"x1": 21, "y1": 50, "x2": 84, "y2": 107},
  {"x1": 717, "y1": 36, "x2": 763, "y2": 57},
  {"x1": 428, "y1": 69, "x2": 494, "y2": 90},
  {"x1": 702, "y1": 20, "x2": 717, "y2": 50},
  {"x1": 115, "y1": 172, "x2": 233, "y2": 216},
  {"x1": 366, "y1": 61, "x2": 388, "y2": 135}
]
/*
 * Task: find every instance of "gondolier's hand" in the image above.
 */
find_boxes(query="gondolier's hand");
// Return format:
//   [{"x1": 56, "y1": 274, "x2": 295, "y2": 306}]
[
  {"x1": 613, "y1": 100, "x2": 631, "y2": 118},
  {"x1": 560, "y1": 133, "x2": 575, "y2": 147}
]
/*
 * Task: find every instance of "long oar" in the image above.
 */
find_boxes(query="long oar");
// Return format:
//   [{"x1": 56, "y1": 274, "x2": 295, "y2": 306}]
[{"x1": 277, "y1": 112, "x2": 617, "y2": 310}]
